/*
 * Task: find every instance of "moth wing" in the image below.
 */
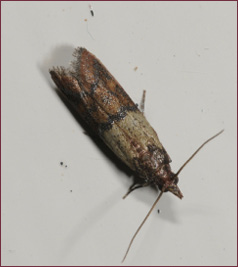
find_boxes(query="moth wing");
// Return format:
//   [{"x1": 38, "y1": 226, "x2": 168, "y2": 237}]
[{"x1": 50, "y1": 48, "x2": 171, "y2": 172}]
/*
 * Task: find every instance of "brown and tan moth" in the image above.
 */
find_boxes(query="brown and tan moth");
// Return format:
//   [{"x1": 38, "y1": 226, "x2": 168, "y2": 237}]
[{"x1": 50, "y1": 48, "x2": 223, "y2": 262}]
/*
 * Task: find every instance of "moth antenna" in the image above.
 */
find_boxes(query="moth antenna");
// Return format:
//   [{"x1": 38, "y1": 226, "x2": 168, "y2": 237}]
[
  {"x1": 122, "y1": 189, "x2": 164, "y2": 263},
  {"x1": 174, "y1": 129, "x2": 224, "y2": 178}
]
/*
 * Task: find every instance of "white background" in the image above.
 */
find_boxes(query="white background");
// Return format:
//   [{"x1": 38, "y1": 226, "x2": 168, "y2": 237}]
[{"x1": 2, "y1": 1, "x2": 237, "y2": 266}]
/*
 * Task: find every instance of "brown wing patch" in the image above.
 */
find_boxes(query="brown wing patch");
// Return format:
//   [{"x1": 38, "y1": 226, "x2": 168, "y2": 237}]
[
  {"x1": 50, "y1": 48, "x2": 138, "y2": 135},
  {"x1": 70, "y1": 48, "x2": 137, "y2": 114}
]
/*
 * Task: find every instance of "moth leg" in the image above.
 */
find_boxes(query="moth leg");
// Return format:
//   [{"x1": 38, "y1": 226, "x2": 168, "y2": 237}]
[
  {"x1": 140, "y1": 90, "x2": 146, "y2": 114},
  {"x1": 122, "y1": 181, "x2": 150, "y2": 199}
]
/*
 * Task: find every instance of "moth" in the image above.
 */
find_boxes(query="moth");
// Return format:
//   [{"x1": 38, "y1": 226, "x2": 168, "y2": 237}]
[{"x1": 50, "y1": 48, "x2": 223, "y2": 261}]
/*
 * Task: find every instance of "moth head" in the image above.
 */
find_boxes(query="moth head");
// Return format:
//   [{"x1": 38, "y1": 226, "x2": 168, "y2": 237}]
[
  {"x1": 156, "y1": 167, "x2": 183, "y2": 199},
  {"x1": 166, "y1": 182, "x2": 183, "y2": 199},
  {"x1": 161, "y1": 175, "x2": 183, "y2": 199}
]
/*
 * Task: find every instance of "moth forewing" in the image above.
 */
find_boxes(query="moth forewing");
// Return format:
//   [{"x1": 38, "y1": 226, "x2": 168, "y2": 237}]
[{"x1": 50, "y1": 47, "x2": 223, "y2": 262}]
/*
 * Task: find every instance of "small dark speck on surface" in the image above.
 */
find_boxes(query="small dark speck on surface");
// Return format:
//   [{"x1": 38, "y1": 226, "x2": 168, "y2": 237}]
[
  {"x1": 89, "y1": 4, "x2": 94, "y2": 16},
  {"x1": 157, "y1": 209, "x2": 160, "y2": 214},
  {"x1": 60, "y1": 162, "x2": 68, "y2": 168},
  {"x1": 70, "y1": 190, "x2": 73, "y2": 193}
]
